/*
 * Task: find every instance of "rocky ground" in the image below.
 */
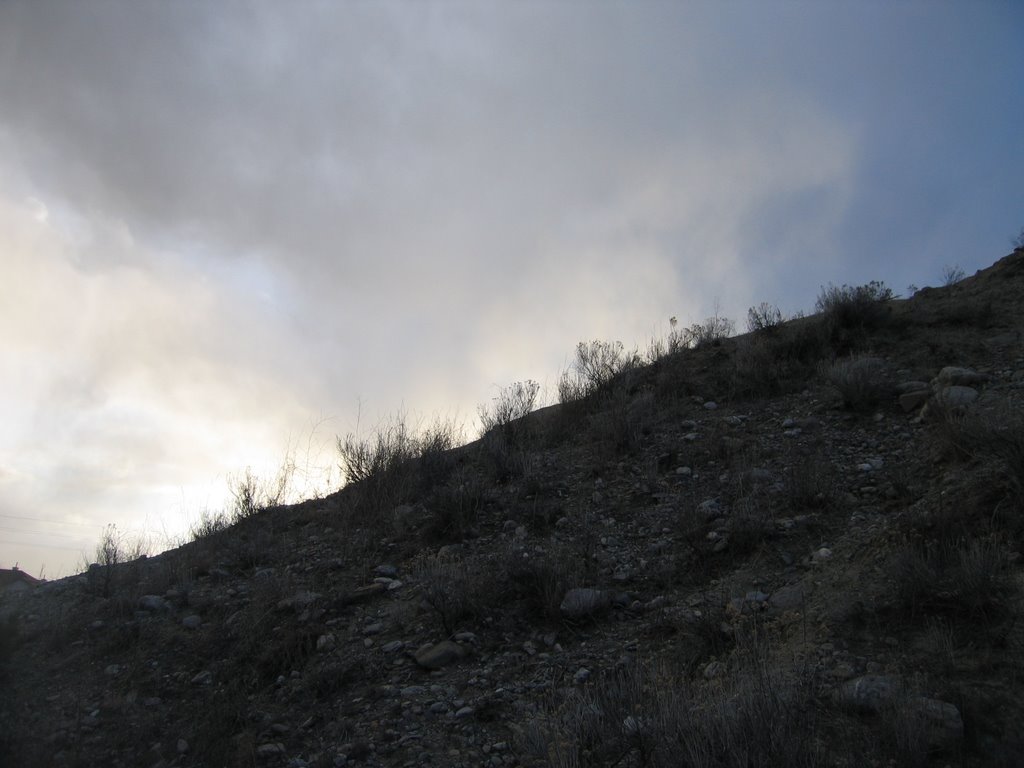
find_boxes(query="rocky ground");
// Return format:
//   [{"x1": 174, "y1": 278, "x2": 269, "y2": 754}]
[{"x1": 2, "y1": 250, "x2": 1024, "y2": 768}]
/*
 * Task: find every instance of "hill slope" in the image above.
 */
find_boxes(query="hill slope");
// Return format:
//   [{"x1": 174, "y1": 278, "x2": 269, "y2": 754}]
[{"x1": 3, "y1": 249, "x2": 1024, "y2": 768}]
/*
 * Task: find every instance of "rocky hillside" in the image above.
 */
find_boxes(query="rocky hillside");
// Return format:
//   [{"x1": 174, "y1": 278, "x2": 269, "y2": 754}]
[{"x1": 3, "y1": 250, "x2": 1024, "y2": 768}]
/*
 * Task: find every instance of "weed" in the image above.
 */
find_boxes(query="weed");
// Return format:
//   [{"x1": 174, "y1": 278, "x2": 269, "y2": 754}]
[
  {"x1": 478, "y1": 380, "x2": 540, "y2": 445},
  {"x1": 423, "y1": 472, "x2": 484, "y2": 542},
  {"x1": 683, "y1": 311, "x2": 735, "y2": 349},
  {"x1": 890, "y1": 537, "x2": 1013, "y2": 622},
  {"x1": 821, "y1": 355, "x2": 892, "y2": 411},
  {"x1": 815, "y1": 281, "x2": 894, "y2": 351},
  {"x1": 746, "y1": 302, "x2": 784, "y2": 334},
  {"x1": 413, "y1": 550, "x2": 491, "y2": 635},
  {"x1": 86, "y1": 524, "x2": 150, "y2": 598},
  {"x1": 558, "y1": 339, "x2": 641, "y2": 404},
  {"x1": 941, "y1": 264, "x2": 966, "y2": 286}
]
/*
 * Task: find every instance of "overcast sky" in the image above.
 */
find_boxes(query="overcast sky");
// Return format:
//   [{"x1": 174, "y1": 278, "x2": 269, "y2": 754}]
[{"x1": 1, "y1": 1, "x2": 1022, "y2": 578}]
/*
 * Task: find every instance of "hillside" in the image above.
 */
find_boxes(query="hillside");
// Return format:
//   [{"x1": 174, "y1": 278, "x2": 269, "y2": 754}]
[{"x1": 3, "y1": 249, "x2": 1024, "y2": 768}]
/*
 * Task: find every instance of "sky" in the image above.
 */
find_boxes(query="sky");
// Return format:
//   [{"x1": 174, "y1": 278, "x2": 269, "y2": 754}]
[{"x1": 1, "y1": 1, "x2": 1022, "y2": 579}]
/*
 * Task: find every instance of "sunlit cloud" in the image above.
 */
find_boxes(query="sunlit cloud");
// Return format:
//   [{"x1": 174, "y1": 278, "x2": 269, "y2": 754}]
[{"x1": 0, "y1": 0, "x2": 1021, "y2": 577}]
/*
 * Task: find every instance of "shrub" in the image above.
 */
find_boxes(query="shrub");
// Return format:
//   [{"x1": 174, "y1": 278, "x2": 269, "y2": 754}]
[
  {"x1": 941, "y1": 264, "x2": 965, "y2": 286},
  {"x1": 520, "y1": 654, "x2": 829, "y2": 768},
  {"x1": 746, "y1": 302, "x2": 784, "y2": 334},
  {"x1": 413, "y1": 550, "x2": 493, "y2": 634},
  {"x1": 822, "y1": 355, "x2": 892, "y2": 411},
  {"x1": 478, "y1": 380, "x2": 540, "y2": 444},
  {"x1": 423, "y1": 473, "x2": 484, "y2": 542},
  {"x1": 228, "y1": 467, "x2": 283, "y2": 520},
  {"x1": 815, "y1": 281, "x2": 893, "y2": 350},
  {"x1": 87, "y1": 523, "x2": 150, "y2": 598},
  {"x1": 890, "y1": 537, "x2": 1013, "y2": 621},
  {"x1": 189, "y1": 509, "x2": 231, "y2": 540},
  {"x1": 558, "y1": 340, "x2": 641, "y2": 404},
  {"x1": 683, "y1": 312, "x2": 735, "y2": 349},
  {"x1": 337, "y1": 414, "x2": 420, "y2": 511},
  {"x1": 646, "y1": 317, "x2": 688, "y2": 363},
  {"x1": 416, "y1": 416, "x2": 462, "y2": 488}
]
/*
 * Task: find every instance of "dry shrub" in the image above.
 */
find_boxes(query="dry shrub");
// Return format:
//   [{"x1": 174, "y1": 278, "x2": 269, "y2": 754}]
[
  {"x1": 479, "y1": 380, "x2": 541, "y2": 445},
  {"x1": 746, "y1": 302, "x2": 784, "y2": 334},
  {"x1": 822, "y1": 355, "x2": 893, "y2": 411},
  {"x1": 413, "y1": 550, "x2": 494, "y2": 635},
  {"x1": 890, "y1": 536, "x2": 1013, "y2": 622},
  {"x1": 558, "y1": 339, "x2": 641, "y2": 404},
  {"x1": 520, "y1": 648, "x2": 829, "y2": 768}
]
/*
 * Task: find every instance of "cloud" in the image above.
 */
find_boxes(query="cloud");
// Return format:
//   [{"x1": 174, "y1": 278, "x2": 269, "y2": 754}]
[{"x1": 1, "y1": 1, "x2": 1021, "y2": 577}]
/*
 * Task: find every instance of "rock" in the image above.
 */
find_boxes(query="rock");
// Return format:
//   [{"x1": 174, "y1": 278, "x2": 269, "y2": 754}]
[
  {"x1": 344, "y1": 583, "x2": 386, "y2": 604},
  {"x1": 182, "y1": 615, "x2": 202, "y2": 630},
  {"x1": 277, "y1": 591, "x2": 320, "y2": 611},
  {"x1": 177, "y1": 739, "x2": 189, "y2": 754},
  {"x1": 191, "y1": 670, "x2": 213, "y2": 685},
  {"x1": 899, "y1": 390, "x2": 930, "y2": 412},
  {"x1": 374, "y1": 564, "x2": 398, "y2": 578},
  {"x1": 138, "y1": 595, "x2": 169, "y2": 612},
  {"x1": 895, "y1": 380, "x2": 929, "y2": 394},
  {"x1": 934, "y1": 385, "x2": 978, "y2": 408},
  {"x1": 812, "y1": 547, "x2": 833, "y2": 562},
  {"x1": 697, "y1": 499, "x2": 721, "y2": 519},
  {"x1": 316, "y1": 634, "x2": 337, "y2": 652},
  {"x1": 703, "y1": 661, "x2": 725, "y2": 679},
  {"x1": 256, "y1": 743, "x2": 286, "y2": 757},
  {"x1": 933, "y1": 366, "x2": 989, "y2": 387},
  {"x1": 455, "y1": 706, "x2": 475, "y2": 718},
  {"x1": 769, "y1": 584, "x2": 806, "y2": 612},
  {"x1": 414, "y1": 640, "x2": 468, "y2": 670},
  {"x1": 836, "y1": 675, "x2": 901, "y2": 713},
  {"x1": 703, "y1": 401, "x2": 718, "y2": 410},
  {"x1": 909, "y1": 697, "x2": 964, "y2": 749},
  {"x1": 573, "y1": 667, "x2": 591, "y2": 683},
  {"x1": 559, "y1": 588, "x2": 611, "y2": 619}
]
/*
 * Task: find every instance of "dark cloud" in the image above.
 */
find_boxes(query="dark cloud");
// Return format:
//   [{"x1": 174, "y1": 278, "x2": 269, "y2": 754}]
[{"x1": 1, "y1": 1, "x2": 1022, "y2": 576}]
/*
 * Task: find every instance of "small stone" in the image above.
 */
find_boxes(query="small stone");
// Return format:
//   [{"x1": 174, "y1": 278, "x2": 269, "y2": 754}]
[
  {"x1": 177, "y1": 739, "x2": 189, "y2": 754},
  {"x1": 899, "y1": 390, "x2": 930, "y2": 412},
  {"x1": 317, "y1": 634, "x2": 337, "y2": 652},
  {"x1": 769, "y1": 584, "x2": 806, "y2": 612},
  {"x1": 909, "y1": 697, "x2": 964, "y2": 749},
  {"x1": 935, "y1": 385, "x2": 979, "y2": 408},
  {"x1": 374, "y1": 564, "x2": 398, "y2": 578},
  {"x1": 182, "y1": 615, "x2": 202, "y2": 630},
  {"x1": 104, "y1": 664, "x2": 120, "y2": 676},
  {"x1": 455, "y1": 706, "x2": 475, "y2": 718},
  {"x1": 138, "y1": 595, "x2": 169, "y2": 612},
  {"x1": 703, "y1": 661, "x2": 725, "y2": 679},
  {"x1": 703, "y1": 401, "x2": 718, "y2": 410},
  {"x1": 381, "y1": 640, "x2": 404, "y2": 653},
  {"x1": 256, "y1": 743, "x2": 286, "y2": 757},
  {"x1": 813, "y1": 547, "x2": 833, "y2": 562},
  {"x1": 574, "y1": 667, "x2": 591, "y2": 684},
  {"x1": 414, "y1": 640, "x2": 468, "y2": 670},
  {"x1": 836, "y1": 675, "x2": 900, "y2": 713},
  {"x1": 191, "y1": 670, "x2": 212, "y2": 685}
]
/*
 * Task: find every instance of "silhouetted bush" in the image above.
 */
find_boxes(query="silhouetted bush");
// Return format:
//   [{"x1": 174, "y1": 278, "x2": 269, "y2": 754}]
[
  {"x1": 815, "y1": 281, "x2": 894, "y2": 350},
  {"x1": 478, "y1": 380, "x2": 540, "y2": 445},
  {"x1": 746, "y1": 302, "x2": 784, "y2": 334}
]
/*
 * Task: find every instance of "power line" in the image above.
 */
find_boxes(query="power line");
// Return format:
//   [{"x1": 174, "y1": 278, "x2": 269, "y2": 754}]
[
  {"x1": 0, "y1": 513, "x2": 97, "y2": 528},
  {"x1": 0, "y1": 524, "x2": 91, "y2": 541}
]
